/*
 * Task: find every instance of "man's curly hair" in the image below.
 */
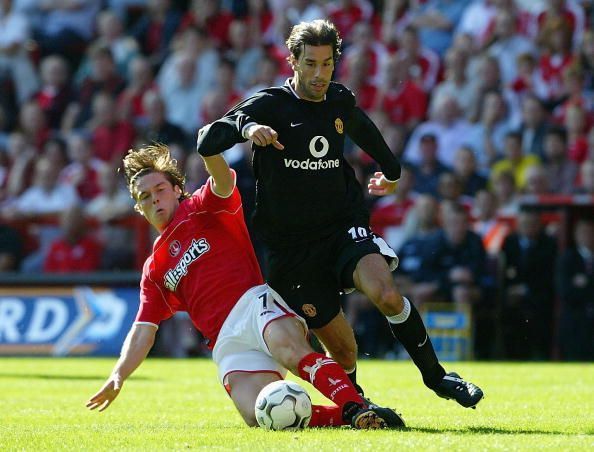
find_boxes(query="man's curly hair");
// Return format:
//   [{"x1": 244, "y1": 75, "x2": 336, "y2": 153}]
[{"x1": 123, "y1": 144, "x2": 190, "y2": 205}]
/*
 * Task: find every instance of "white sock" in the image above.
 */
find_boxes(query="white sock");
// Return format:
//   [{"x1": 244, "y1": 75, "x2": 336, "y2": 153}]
[{"x1": 386, "y1": 297, "x2": 411, "y2": 324}]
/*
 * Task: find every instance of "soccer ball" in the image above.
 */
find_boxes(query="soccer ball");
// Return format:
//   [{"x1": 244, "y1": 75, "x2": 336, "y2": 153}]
[{"x1": 254, "y1": 380, "x2": 312, "y2": 430}]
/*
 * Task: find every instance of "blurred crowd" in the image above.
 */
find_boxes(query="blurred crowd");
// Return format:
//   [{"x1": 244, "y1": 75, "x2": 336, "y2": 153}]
[{"x1": 0, "y1": 0, "x2": 593, "y2": 361}]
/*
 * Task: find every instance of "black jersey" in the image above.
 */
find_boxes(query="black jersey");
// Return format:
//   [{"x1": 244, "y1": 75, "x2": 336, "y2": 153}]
[{"x1": 197, "y1": 79, "x2": 401, "y2": 248}]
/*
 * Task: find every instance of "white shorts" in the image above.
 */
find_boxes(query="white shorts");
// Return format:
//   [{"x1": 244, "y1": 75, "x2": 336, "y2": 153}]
[{"x1": 212, "y1": 284, "x2": 308, "y2": 390}]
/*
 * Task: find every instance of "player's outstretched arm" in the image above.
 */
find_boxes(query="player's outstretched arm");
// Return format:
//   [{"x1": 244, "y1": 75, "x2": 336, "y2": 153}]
[
  {"x1": 201, "y1": 154, "x2": 234, "y2": 197},
  {"x1": 346, "y1": 107, "x2": 401, "y2": 184},
  {"x1": 86, "y1": 323, "x2": 156, "y2": 412}
]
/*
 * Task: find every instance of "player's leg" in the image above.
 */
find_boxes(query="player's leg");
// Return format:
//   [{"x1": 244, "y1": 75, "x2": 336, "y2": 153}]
[
  {"x1": 225, "y1": 370, "x2": 389, "y2": 429},
  {"x1": 267, "y1": 245, "x2": 363, "y2": 392},
  {"x1": 352, "y1": 253, "x2": 483, "y2": 408},
  {"x1": 309, "y1": 311, "x2": 362, "y2": 393},
  {"x1": 352, "y1": 253, "x2": 443, "y2": 383},
  {"x1": 226, "y1": 371, "x2": 282, "y2": 426},
  {"x1": 263, "y1": 313, "x2": 404, "y2": 429}
]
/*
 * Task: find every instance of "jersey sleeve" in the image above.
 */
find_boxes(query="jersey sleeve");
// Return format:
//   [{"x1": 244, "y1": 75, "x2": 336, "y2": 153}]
[
  {"x1": 191, "y1": 169, "x2": 242, "y2": 214},
  {"x1": 196, "y1": 91, "x2": 274, "y2": 156},
  {"x1": 345, "y1": 106, "x2": 402, "y2": 182},
  {"x1": 135, "y1": 267, "x2": 176, "y2": 326}
]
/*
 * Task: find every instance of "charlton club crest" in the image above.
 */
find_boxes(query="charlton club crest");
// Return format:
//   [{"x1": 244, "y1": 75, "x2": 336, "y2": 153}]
[
  {"x1": 335, "y1": 118, "x2": 343, "y2": 134},
  {"x1": 169, "y1": 240, "x2": 182, "y2": 257}
]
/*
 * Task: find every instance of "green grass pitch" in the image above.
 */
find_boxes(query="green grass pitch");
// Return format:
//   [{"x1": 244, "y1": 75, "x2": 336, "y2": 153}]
[{"x1": 0, "y1": 358, "x2": 592, "y2": 450}]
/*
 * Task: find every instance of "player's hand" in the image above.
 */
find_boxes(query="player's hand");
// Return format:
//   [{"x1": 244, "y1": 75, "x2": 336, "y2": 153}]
[
  {"x1": 246, "y1": 124, "x2": 284, "y2": 150},
  {"x1": 368, "y1": 172, "x2": 398, "y2": 196},
  {"x1": 86, "y1": 374, "x2": 124, "y2": 412}
]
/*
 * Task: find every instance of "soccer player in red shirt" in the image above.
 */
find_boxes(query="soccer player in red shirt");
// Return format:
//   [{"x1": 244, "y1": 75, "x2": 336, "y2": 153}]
[{"x1": 86, "y1": 144, "x2": 403, "y2": 429}]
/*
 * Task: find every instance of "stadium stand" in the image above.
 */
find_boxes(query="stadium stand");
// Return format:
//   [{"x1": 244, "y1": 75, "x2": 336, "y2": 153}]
[{"x1": 0, "y1": 0, "x2": 592, "y2": 360}]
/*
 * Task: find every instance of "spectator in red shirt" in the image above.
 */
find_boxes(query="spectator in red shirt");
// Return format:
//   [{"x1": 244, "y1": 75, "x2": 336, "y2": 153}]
[
  {"x1": 60, "y1": 132, "x2": 105, "y2": 201},
  {"x1": 338, "y1": 51, "x2": 378, "y2": 112},
  {"x1": 88, "y1": 92, "x2": 136, "y2": 164},
  {"x1": 339, "y1": 22, "x2": 388, "y2": 86},
  {"x1": 553, "y1": 64, "x2": 593, "y2": 125},
  {"x1": 508, "y1": 53, "x2": 549, "y2": 101},
  {"x1": 394, "y1": 25, "x2": 440, "y2": 92},
  {"x1": 480, "y1": 0, "x2": 533, "y2": 45},
  {"x1": 378, "y1": 55, "x2": 427, "y2": 132},
  {"x1": 537, "y1": 17, "x2": 575, "y2": 101},
  {"x1": 117, "y1": 56, "x2": 157, "y2": 124},
  {"x1": 370, "y1": 165, "x2": 416, "y2": 252},
  {"x1": 378, "y1": 0, "x2": 413, "y2": 51},
  {"x1": 43, "y1": 205, "x2": 101, "y2": 273},
  {"x1": 535, "y1": 0, "x2": 584, "y2": 49},
  {"x1": 179, "y1": 0, "x2": 233, "y2": 49},
  {"x1": 325, "y1": 0, "x2": 373, "y2": 44},
  {"x1": 244, "y1": 0, "x2": 274, "y2": 45}
]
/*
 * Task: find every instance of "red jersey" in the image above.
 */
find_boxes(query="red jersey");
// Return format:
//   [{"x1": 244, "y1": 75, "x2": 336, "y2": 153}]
[
  {"x1": 380, "y1": 80, "x2": 427, "y2": 126},
  {"x1": 326, "y1": 1, "x2": 372, "y2": 40},
  {"x1": 370, "y1": 196, "x2": 415, "y2": 237},
  {"x1": 44, "y1": 236, "x2": 102, "y2": 273},
  {"x1": 136, "y1": 178, "x2": 264, "y2": 346}
]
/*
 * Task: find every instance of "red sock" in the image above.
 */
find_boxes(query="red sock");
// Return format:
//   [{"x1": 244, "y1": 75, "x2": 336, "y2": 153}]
[
  {"x1": 297, "y1": 352, "x2": 364, "y2": 409},
  {"x1": 309, "y1": 405, "x2": 348, "y2": 427}
]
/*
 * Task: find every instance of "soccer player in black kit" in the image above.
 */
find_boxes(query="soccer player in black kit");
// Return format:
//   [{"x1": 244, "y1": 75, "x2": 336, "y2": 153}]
[{"x1": 197, "y1": 20, "x2": 483, "y2": 411}]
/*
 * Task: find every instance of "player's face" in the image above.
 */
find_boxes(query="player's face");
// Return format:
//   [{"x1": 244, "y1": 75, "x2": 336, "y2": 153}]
[
  {"x1": 135, "y1": 172, "x2": 182, "y2": 232},
  {"x1": 290, "y1": 45, "x2": 334, "y2": 102}
]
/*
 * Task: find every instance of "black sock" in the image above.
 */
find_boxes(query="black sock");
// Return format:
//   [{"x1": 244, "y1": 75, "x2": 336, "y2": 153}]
[
  {"x1": 346, "y1": 367, "x2": 366, "y2": 395},
  {"x1": 388, "y1": 300, "x2": 445, "y2": 389},
  {"x1": 346, "y1": 367, "x2": 357, "y2": 386}
]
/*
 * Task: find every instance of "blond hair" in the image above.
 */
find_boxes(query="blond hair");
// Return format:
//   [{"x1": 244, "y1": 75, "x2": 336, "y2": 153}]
[{"x1": 123, "y1": 143, "x2": 190, "y2": 203}]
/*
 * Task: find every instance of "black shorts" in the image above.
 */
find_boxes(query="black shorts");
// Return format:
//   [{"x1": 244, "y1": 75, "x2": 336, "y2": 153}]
[{"x1": 267, "y1": 223, "x2": 398, "y2": 329}]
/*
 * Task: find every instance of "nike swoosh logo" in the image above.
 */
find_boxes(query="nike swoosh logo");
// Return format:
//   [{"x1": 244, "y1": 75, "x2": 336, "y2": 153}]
[
  {"x1": 290, "y1": 122, "x2": 303, "y2": 127},
  {"x1": 417, "y1": 334, "x2": 428, "y2": 347}
]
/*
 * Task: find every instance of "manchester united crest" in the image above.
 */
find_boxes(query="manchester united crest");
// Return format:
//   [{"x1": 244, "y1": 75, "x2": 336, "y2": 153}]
[
  {"x1": 335, "y1": 118, "x2": 343, "y2": 134},
  {"x1": 302, "y1": 304, "x2": 317, "y2": 317},
  {"x1": 169, "y1": 240, "x2": 182, "y2": 257}
]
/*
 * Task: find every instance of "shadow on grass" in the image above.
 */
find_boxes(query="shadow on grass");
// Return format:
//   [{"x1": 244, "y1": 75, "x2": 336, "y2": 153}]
[
  {"x1": 409, "y1": 426, "x2": 592, "y2": 435},
  {"x1": 0, "y1": 373, "x2": 152, "y2": 381}
]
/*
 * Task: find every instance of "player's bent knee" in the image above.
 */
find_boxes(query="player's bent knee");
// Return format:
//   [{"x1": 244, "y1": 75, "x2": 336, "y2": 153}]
[{"x1": 270, "y1": 339, "x2": 311, "y2": 372}]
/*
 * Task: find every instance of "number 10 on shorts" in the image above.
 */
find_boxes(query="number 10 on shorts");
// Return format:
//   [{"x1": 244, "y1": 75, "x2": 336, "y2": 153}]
[{"x1": 348, "y1": 226, "x2": 369, "y2": 240}]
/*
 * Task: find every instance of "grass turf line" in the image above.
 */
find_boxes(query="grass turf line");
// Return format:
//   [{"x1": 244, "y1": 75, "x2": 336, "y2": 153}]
[{"x1": 0, "y1": 358, "x2": 592, "y2": 450}]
